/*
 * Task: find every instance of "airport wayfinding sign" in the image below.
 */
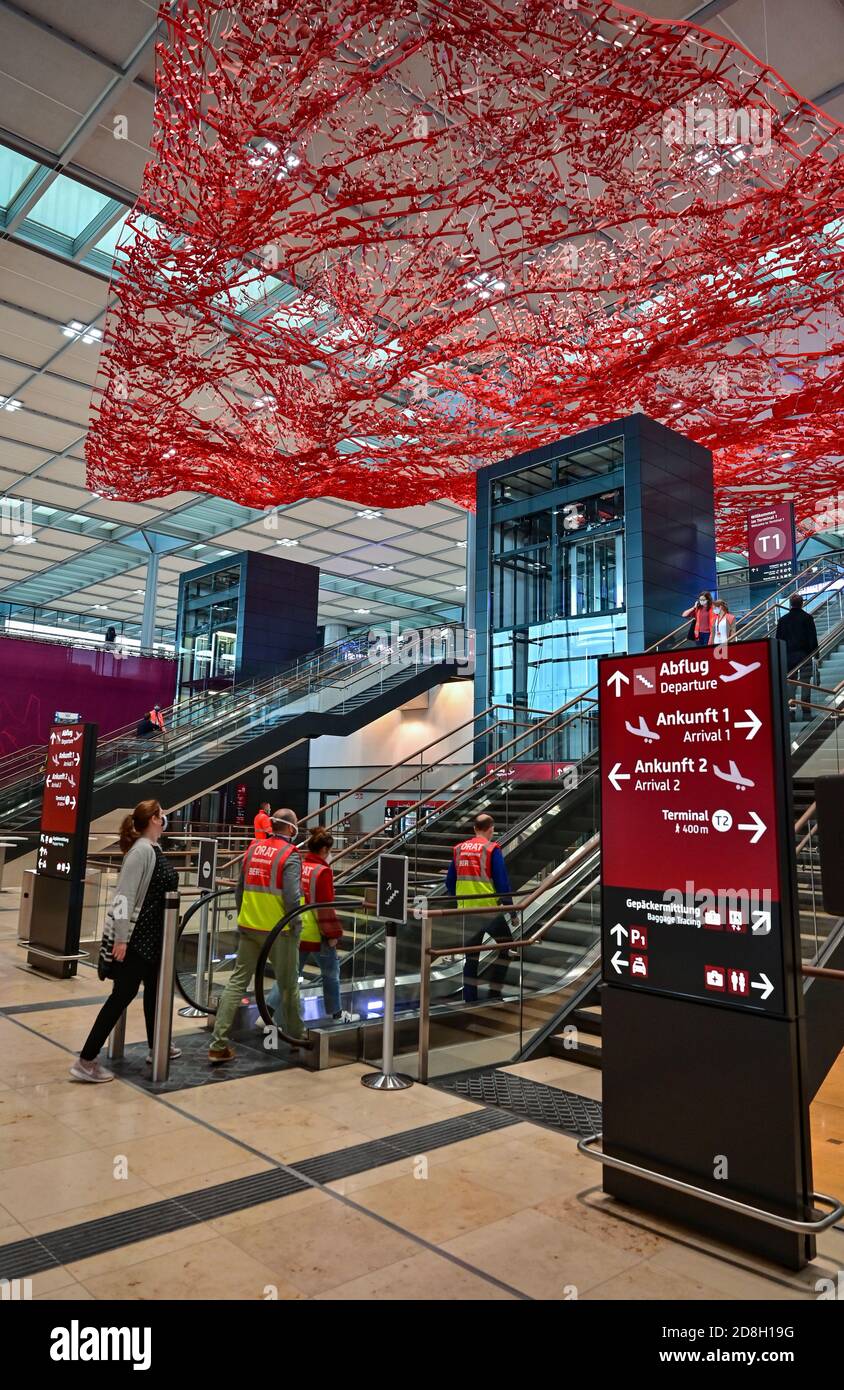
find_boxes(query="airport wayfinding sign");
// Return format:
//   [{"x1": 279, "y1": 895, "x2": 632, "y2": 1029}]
[{"x1": 599, "y1": 641, "x2": 795, "y2": 1017}]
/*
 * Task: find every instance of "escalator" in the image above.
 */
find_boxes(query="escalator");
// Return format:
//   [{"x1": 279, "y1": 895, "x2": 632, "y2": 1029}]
[
  {"x1": 0, "y1": 622, "x2": 469, "y2": 839},
  {"x1": 170, "y1": 551, "x2": 844, "y2": 1077}
]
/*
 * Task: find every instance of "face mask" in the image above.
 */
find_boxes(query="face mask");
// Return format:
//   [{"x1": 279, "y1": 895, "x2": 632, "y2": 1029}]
[{"x1": 160, "y1": 813, "x2": 168, "y2": 831}]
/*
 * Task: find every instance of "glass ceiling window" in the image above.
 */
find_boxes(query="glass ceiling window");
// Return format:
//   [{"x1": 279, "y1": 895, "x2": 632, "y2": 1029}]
[
  {"x1": 0, "y1": 147, "x2": 38, "y2": 211},
  {"x1": 91, "y1": 211, "x2": 131, "y2": 261},
  {"x1": 26, "y1": 172, "x2": 113, "y2": 237}
]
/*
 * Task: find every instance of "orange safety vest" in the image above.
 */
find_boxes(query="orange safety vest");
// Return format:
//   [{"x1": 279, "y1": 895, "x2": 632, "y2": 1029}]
[
  {"x1": 149, "y1": 709, "x2": 165, "y2": 729},
  {"x1": 453, "y1": 837, "x2": 501, "y2": 906},
  {"x1": 254, "y1": 810, "x2": 273, "y2": 840}
]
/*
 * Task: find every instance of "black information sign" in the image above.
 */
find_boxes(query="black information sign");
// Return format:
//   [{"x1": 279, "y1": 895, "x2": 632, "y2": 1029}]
[
  {"x1": 196, "y1": 838, "x2": 218, "y2": 891},
  {"x1": 376, "y1": 854, "x2": 409, "y2": 923}
]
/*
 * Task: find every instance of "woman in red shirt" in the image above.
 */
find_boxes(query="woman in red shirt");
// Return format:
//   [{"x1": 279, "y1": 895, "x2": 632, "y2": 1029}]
[{"x1": 682, "y1": 592, "x2": 714, "y2": 647}]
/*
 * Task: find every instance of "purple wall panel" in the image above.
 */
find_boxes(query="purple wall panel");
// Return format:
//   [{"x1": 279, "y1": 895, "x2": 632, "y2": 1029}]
[{"x1": 0, "y1": 639, "x2": 177, "y2": 755}]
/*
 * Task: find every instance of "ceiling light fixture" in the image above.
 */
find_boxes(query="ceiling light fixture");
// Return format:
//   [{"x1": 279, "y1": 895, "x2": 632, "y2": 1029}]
[
  {"x1": 355, "y1": 509, "x2": 382, "y2": 520},
  {"x1": 63, "y1": 321, "x2": 103, "y2": 345},
  {"x1": 0, "y1": 396, "x2": 22, "y2": 412},
  {"x1": 354, "y1": 607, "x2": 371, "y2": 614},
  {"x1": 276, "y1": 537, "x2": 299, "y2": 546}
]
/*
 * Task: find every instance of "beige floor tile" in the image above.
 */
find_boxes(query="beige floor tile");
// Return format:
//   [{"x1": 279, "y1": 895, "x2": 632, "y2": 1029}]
[
  {"x1": 0, "y1": 1114, "x2": 93, "y2": 1171},
  {"x1": 501, "y1": 1056, "x2": 598, "y2": 1088},
  {"x1": 61, "y1": 1097, "x2": 195, "y2": 1147},
  {"x1": 23, "y1": 1267, "x2": 80, "y2": 1297},
  {"x1": 644, "y1": 1243, "x2": 821, "y2": 1301},
  {"x1": 433, "y1": 1135, "x2": 597, "y2": 1207},
  {"x1": 24, "y1": 1187, "x2": 170, "y2": 1237},
  {"x1": 212, "y1": 1101, "x2": 371, "y2": 1162},
  {"x1": 209, "y1": 1186, "x2": 329, "y2": 1235},
  {"x1": 9, "y1": 1058, "x2": 84, "y2": 1089},
  {"x1": 37, "y1": 1284, "x2": 95, "y2": 1300},
  {"x1": 302, "y1": 1087, "x2": 477, "y2": 1140},
  {"x1": 353, "y1": 1164, "x2": 529, "y2": 1244},
  {"x1": 0, "y1": 1147, "x2": 158, "y2": 1223},
  {"x1": 157, "y1": 1156, "x2": 273, "y2": 1199},
  {"x1": 326, "y1": 1157, "x2": 419, "y2": 1196},
  {"x1": 537, "y1": 1191, "x2": 670, "y2": 1259},
  {"x1": 314, "y1": 1248, "x2": 517, "y2": 1301},
  {"x1": 103, "y1": 1124, "x2": 253, "y2": 1189},
  {"x1": 227, "y1": 1199, "x2": 416, "y2": 1295},
  {"x1": 441, "y1": 1206, "x2": 643, "y2": 1298},
  {"x1": 424, "y1": 1125, "x2": 527, "y2": 1168},
  {"x1": 585, "y1": 1262, "x2": 729, "y2": 1300},
  {"x1": 66, "y1": 1221, "x2": 218, "y2": 1281},
  {"x1": 0, "y1": 1089, "x2": 50, "y2": 1127},
  {"x1": 78, "y1": 1235, "x2": 305, "y2": 1301}
]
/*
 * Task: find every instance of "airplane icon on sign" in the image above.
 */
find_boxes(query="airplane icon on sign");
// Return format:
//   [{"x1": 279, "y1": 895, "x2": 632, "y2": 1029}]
[
  {"x1": 713, "y1": 760, "x2": 755, "y2": 791},
  {"x1": 624, "y1": 716, "x2": 659, "y2": 742},
  {"x1": 720, "y1": 659, "x2": 761, "y2": 683}
]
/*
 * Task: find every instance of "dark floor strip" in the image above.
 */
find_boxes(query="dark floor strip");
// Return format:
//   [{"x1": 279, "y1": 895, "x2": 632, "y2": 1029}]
[
  {"x1": 433, "y1": 1067, "x2": 603, "y2": 1138},
  {"x1": 0, "y1": 996, "x2": 106, "y2": 1016},
  {"x1": 0, "y1": 1102, "x2": 518, "y2": 1280}
]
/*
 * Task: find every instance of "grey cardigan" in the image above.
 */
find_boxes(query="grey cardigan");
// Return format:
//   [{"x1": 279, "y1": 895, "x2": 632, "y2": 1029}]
[{"x1": 107, "y1": 838, "x2": 157, "y2": 945}]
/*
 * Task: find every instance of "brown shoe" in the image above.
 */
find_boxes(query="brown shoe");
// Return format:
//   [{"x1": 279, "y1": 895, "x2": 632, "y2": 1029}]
[{"x1": 208, "y1": 1045, "x2": 235, "y2": 1065}]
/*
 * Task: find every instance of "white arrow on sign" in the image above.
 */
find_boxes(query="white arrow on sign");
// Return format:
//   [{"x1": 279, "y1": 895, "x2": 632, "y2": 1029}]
[
  {"x1": 607, "y1": 670, "x2": 630, "y2": 697},
  {"x1": 608, "y1": 762, "x2": 631, "y2": 791},
  {"x1": 751, "y1": 910, "x2": 771, "y2": 935},
  {"x1": 386, "y1": 885, "x2": 399, "y2": 905},
  {"x1": 734, "y1": 709, "x2": 762, "y2": 740},
  {"x1": 738, "y1": 811, "x2": 766, "y2": 844},
  {"x1": 610, "y1": 950, "x2": 629, "y2": 974},
  {"x1": 751, "y1": 973, "x2": 774, "y2": 1001},
  {"x1": 610, "y1": 923, "x2": 629, "y2": 945}
]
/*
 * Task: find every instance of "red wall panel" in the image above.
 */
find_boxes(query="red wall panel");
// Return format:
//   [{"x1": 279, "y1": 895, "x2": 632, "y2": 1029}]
[{"x1": 0, "y1": 639, "x2": 177, "y2": 756}]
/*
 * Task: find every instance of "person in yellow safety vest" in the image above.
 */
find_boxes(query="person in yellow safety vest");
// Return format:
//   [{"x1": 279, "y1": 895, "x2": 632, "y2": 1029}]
[
  {"x1": 445, "y1": 812, "x2": 518, "y2": 1003},
  {"x1": 208, "y1": 808, "x2": 306, "y2": 1065}
]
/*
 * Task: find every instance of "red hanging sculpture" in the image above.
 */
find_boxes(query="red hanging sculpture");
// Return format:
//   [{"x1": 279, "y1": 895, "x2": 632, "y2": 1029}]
[{"x1": 86, "y1": 0, "x2": 844, "y2": 548}]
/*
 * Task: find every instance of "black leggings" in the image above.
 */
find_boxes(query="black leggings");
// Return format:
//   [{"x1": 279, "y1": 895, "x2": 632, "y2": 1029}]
[{"x1": 81, "y1": 949, "x2": 160, "y2": 1060}]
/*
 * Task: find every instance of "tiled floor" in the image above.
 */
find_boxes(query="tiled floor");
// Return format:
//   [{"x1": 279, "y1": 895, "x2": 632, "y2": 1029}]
[{"x1": 0, "y1": 903, "x2": 842, "y2": 1302}]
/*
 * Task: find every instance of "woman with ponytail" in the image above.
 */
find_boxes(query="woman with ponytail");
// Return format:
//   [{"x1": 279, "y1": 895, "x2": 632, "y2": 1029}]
[{"x1": 70, "y1": 800, "x2": 182, "y2": 1083}]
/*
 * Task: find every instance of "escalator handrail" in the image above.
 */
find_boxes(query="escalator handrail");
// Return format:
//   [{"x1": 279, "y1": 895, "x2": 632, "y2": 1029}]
[{"x1": 421, "y1": 833, "x2": 600, "y2": 923}]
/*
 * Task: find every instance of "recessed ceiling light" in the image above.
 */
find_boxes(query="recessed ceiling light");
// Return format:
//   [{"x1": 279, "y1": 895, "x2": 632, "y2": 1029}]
[
  {"x1": 0, "y1": 396, "x2": 22, "y2": 412},
  {"x1": 355, "y1": 509, "x2": 382, "y2": 520},
  {"x1": 372, "y1": 564, "x2": 394, "y2": 571},
  {"x1": 354, "y1": 608, "x2": 371, "y2": 614},
  {"x1": 276, "y1": 537, "x2": 299, "y2": 547},
  {"x1": 456, "y1": 540, "x2": 467, "y2": 548},
  {"x1": 62, "y1": 322, "x2": 102, "y2": 344}
]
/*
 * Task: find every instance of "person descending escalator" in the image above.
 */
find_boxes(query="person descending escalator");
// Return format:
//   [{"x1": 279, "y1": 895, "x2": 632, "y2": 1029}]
[
  {"x1": 445, "y1": 813, "x2": 518, "y2": 1003},
  {"x1": 208, "y1": 809, "x2": 307, "y2": 1065},
  {"x1": 266, "y1": 827, "x2": 360, "y2": 1025},
  {"x1": 776, "y1": 593, "x2": 819, "y2": 722}
]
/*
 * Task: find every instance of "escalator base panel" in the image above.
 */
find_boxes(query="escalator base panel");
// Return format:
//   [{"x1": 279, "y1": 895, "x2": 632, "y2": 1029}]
[{"x1": 434, "y1": 1068, "x2": 602, "y2": 1138}]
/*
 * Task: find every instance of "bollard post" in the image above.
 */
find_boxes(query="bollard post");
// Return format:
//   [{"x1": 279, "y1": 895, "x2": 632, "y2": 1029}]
[
  {"x1": 151, "y1": 891, "x2": 180, "y2": 1083},
  {"x1": 361, "y1": 921, "x2": 413, "y2": 1090},
  {"x1": 107, "y1": 1009, "x2": 126, "y2": 1061}
]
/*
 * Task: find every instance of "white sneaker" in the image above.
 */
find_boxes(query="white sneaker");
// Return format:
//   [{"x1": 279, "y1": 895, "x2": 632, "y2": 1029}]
[
  {"x1": 333, "y1": 1010, "x2": 360, "y2": 1023},
  {"x1": 144, "y1": 1045, "x2": 182, "y2": 1063},
  {"x1": 69, "y1": 1058, "x2": 114, "y2": 1084}
]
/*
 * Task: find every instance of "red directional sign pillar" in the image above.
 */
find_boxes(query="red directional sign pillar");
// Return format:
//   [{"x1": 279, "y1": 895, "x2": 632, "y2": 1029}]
[
  {"x1": 28, "y1": 722, "x2": 97, "y2": 978},
  {"x1": 598, "y1": 640, "x2": 814, "y2": 1268}
]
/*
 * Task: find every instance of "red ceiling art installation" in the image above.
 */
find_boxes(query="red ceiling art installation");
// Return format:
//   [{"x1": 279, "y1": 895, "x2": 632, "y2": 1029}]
[{"x1": 86, "y1": 0, "x2": 844, "y2": 548}]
